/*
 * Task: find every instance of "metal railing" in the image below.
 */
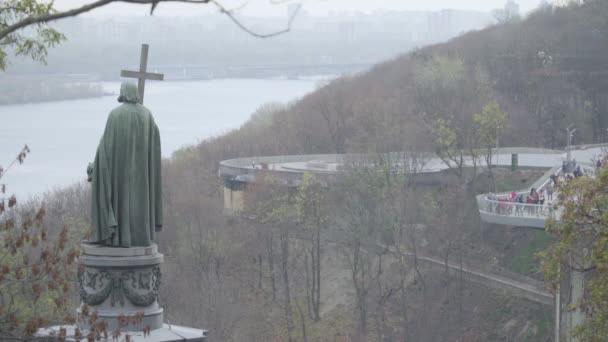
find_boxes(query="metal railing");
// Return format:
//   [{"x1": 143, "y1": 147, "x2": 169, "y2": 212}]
[
  {"x1": 477, "y1": 195, "x2": 559, "y2": 220},
  {"x1": 476, "y1": 165, "x2": 562, "y2": 226}
]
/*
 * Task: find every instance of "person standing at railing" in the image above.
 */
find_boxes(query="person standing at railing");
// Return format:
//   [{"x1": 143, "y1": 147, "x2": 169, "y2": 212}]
[
  {"x1": 515, "y1": 194, "x2": 524, "y2": 216},
  {"x1": 531, "y1": 187, "x2": 539, "y2": 201},
  {"x1": 498, "y1": 197, "x2": 506, "y2": 214},
  {"x1": 550, "y1": 174, "x2": 559, "y2": 188},
  {"x1": 574, "y1": 164, "x2": 583, "y2": 178},
  {"x1": 487, "y1": 193, "x2": 496, "y2": 213},
  {"x1": 546, "y1": 180, "x2": 554, "y2": 201},
  {"x1": 508, "y1": 191, "x2": 517, "y2": 215},
  {"x1": 530, "y1": 188, "x2": 540, "y2": 216},
  {"x1": 531, "y1": 187, "x2": 539, "y2": 211}
]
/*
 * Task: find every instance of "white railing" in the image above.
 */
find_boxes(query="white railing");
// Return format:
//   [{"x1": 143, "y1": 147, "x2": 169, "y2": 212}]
[
  {"x1": 477, "y1": 195, "x2": 559, "y2": 220},
  {"x1": 476, "y1": 165, "x2": 562, "y2": 226}
]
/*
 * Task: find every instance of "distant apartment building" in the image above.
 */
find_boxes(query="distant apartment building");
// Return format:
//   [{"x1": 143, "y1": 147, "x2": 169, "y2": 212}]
[{"x1": 505, "y1": 0, "x2": 521, "y2": 19}]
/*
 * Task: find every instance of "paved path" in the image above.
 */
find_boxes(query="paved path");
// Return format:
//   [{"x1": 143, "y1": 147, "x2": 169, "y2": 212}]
[
  {"x1": 321, "y1": 232, "x2": 553, "y2": 306},
  {"x1": 414, "y1": 254, "x2": 552, "y2": 305}
]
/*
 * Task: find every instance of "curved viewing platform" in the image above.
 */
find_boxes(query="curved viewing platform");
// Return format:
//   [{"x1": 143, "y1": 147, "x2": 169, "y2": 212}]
[
  {"x1": 476, "y1": 166, "x2": 562, "y2": 229},
  {"x1": 476, "y1": 144, "x2": 604, "y2": 229},
  {"x1": 219, "y1": 147, "x2": 566, "y2": 184},
  {"x1": 219, "y1": 145, "x2": 607, "y2": 219},
  {"x1": 218, "y1": 147, "x2": 601, "y2": 212}
]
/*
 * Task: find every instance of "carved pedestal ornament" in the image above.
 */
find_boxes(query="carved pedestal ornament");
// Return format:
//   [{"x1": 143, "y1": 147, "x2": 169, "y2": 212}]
[{"x1": 78, "y1": 266, "x2": 161, "y2": 307}]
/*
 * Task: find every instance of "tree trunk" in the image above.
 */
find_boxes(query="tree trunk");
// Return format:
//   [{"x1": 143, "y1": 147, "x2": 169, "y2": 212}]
[
  {"x1": 296, "y1": 300, "x2": 309, "y2": 342},
  {"x1": 280, "y1": 229, "x2": 294, "y2": 342},
  {"x1": 305, "y1": 252, "x2": 313, "y2": 319},
  {"x1": 351, "y1": 240, "x2": 368, "y2": 341},
  {"x1": 267, "y1": 232, "x2": 276, "y2": 301},
  {"x1": 258, "y1": 253, "x2": 263, "y2": 289},
  {"x1": 313, "y1": 224, "x2": 322, "y2": 321}
]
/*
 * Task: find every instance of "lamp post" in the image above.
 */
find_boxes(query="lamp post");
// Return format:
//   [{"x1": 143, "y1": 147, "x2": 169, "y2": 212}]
[
  {"x1": 496, "y1": 124, "x2": 500, "y2": 165},
  {"x1": 566, "y1": 124, "x2": 576, "y2": 164}
]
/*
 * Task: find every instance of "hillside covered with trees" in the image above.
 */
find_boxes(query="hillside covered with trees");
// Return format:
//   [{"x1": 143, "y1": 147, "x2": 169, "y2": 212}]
[
  {"x1": 2, "y1": 1, "x2": 608, "y2": 341},
  {"x1": 147, "y1": 2, "x2": 608, "y2": 340}
]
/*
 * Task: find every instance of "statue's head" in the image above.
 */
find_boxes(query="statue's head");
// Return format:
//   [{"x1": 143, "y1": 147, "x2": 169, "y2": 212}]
[{"x1": 117, "y1": 82, "x2": 140, "y2": 104}]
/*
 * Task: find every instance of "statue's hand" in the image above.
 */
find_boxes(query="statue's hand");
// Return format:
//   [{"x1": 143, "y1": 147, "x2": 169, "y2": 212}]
[{"x1": 87, "y1": 163, "x2": 93, "y2": 182}]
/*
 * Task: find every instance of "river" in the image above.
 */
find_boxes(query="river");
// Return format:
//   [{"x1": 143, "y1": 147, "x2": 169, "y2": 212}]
[{"x1": 0, "y1": 79, "x2": 319, "y2": 199}]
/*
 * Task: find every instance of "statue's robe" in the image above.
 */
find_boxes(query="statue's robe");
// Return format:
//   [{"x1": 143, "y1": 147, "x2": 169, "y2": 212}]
[{"x1": 89, "y1": 83, "x2": 162, "y2": 247}]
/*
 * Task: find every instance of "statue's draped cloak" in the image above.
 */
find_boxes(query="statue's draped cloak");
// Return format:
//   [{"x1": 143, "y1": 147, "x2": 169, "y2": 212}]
[{"x1": 90, "y1": 84, "x2": 162, "y2": 247}]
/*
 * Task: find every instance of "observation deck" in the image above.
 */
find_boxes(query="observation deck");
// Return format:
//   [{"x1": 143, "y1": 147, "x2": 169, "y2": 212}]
[
  {"x1": 476, "y1": 165, "x2": 562, "y2": 229},
  {"x1": 218, "y1": 147, "x2": 585, "y2": 212},
  {"x1": 476, "y1": 145, "x2": 603, "y2": 229}
]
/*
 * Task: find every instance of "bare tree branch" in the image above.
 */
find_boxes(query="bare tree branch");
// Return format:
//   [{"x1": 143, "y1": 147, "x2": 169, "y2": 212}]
[
  {"x1": 0, "y1": 0, "x2": 300, "y2": 42},
  {"x1": 0, "y1": 6, "x2": 19, "y2": 15},
  {"x1": 212, "y1": 0, "x2": 301, "y2": 38}
]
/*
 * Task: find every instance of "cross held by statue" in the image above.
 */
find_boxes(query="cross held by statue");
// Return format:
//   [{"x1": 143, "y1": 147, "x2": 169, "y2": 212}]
[{"x1": 120, "y1": 44, "x2": 164, "y2": 104}]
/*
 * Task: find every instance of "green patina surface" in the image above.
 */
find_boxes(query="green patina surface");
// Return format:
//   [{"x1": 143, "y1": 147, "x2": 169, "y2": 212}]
[{"x1": 88, "y1": 82, "x2": 163, "y2": 247}]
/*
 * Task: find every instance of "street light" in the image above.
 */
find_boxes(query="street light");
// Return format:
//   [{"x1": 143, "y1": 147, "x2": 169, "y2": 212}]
[{"x1": 566, "y1": 124, "x2": 576, "y2": 163}]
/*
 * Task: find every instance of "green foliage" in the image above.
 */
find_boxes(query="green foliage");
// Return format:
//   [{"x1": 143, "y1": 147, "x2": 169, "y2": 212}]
[
  {"x1": 430, "y1": 113, "x2": 482, "y2": 179},
  {"x1": 414, "y1": 56, "x2": 465, "y2": 94},
  {"x1": 0, "y1": 206, "x2": 83, "y2": 337},
  {"x1": 541, "y1": 168, "x2": 608, "y2": 340},
  {"x1": 295, "y1": 172, "x2": 327, "y2": 226},
  {"x1": 473, "y1": 102, "x2": 508, "y2": 151},
  {"x1": 432, "y1": 116, "x2": 459, "y2": 153},
  {"x1": 0, "y1": 0, "x2": 66, "y2": 70},
  {"x1": 243, "y1": 102, "x2": 285, "y2": 132},
  {"x1": 472, "y1": 102, "x2": 508, "y2": 189},
  {"x1": 335, "y1": 160, "x2": 393, "y2": 239},
  {"x1": 246, "y1": 173, "x2": 295, "y2": 226}
]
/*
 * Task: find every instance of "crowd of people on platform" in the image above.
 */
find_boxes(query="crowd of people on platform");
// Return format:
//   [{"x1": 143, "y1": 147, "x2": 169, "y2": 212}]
[
  {"x1": 596, "y1": 154, "x2": 608, "y2": 175},
  {"x1": 564, "y1": 159, "x2": 585, "y2": 179},
  {"x1": 485, "y1": 158, "x2": 592, "y2": 218},
  {"x1": 486, "y1": 186, "x2": 550, "y2": 217}
]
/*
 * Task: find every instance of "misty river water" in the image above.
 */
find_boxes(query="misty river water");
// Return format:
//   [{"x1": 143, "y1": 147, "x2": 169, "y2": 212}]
[{"x1": 0, "y1": 79, "x2": 318, "y2": 199}]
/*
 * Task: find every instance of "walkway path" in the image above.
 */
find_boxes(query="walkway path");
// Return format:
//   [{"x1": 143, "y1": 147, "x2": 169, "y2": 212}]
[
  {"x1": 321, "y1": 231, "x2": 553, "y2": 306},
  {"x1": 414, "y1": 253, "x2": 553, "y2": 305}
]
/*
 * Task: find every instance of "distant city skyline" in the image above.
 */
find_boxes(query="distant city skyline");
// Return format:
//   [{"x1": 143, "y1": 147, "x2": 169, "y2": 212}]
[{"x1": 54, "y1": 0, "x2": 547, "y2": 17}]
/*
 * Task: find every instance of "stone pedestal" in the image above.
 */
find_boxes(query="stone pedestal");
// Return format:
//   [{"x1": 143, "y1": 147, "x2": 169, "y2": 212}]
[
  {"x1": 38, "y1": 243, "x2": 207, "y2": 341},
  {"x1": 77, "y1": 243, "x2": 164, "y2": 332}
]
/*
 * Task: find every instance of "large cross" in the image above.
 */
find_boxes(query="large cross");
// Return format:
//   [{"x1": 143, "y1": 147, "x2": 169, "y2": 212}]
[{"x1": 120, "y1": 44, "x2": 164, "y2": 104}]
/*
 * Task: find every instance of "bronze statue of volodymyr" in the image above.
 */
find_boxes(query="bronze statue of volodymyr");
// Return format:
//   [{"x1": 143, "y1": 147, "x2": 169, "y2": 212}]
[{"x1": 87, "y1": 82, "x2": 163, "y2": 247}]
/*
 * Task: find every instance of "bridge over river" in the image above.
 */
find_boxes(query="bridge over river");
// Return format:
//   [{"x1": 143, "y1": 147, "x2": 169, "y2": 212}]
[{"x1": 122, "y1": 63, "x2": 373, "y2": 80}]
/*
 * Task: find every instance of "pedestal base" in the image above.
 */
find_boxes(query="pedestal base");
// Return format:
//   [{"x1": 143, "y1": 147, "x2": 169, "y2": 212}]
[
  {"x1": 37, "y1": 324, "x2": 207, "y2": 341},
  {"x1": 37, "y1": 243, "x2": 209, "y2": 340},
  {"x1": 78, "y1": 243, "x2": 164, "y2": 332},
  {"x1": 76, "y1": 304, "x2": 164, "y2": 332}
]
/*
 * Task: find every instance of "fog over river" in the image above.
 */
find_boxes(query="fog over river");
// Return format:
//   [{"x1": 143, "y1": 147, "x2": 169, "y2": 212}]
[{"x1": 0, "y1": 79, "x2": 318, "y2": 199}]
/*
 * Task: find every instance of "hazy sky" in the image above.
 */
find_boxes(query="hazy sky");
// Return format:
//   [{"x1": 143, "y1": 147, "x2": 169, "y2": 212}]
[{"x1": 54, "y1": 0, "x2": 547, "y2": 17}]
